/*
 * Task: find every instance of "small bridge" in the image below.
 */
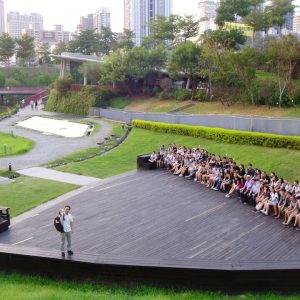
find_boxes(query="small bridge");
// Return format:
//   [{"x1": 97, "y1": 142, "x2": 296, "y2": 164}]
[
  {"x1": 0, "y1": 87, "x2": 47, "y2": 96},
  {"x1": 0, "y1": 87, "x2": 48, "y2": 106}
]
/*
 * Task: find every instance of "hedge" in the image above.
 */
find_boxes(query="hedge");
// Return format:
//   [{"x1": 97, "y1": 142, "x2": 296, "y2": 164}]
[
  {"x1": 45, "y1": 89, "x2": 95, "y2": 116},
  {"x1": 132, "y1": 120, "x2": 300, "y2": 150}
]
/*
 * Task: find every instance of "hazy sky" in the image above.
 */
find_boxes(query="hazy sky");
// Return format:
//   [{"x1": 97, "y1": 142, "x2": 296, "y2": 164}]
[{"x1": 4, "y1": 0, "x2": 200, "y2": 32}]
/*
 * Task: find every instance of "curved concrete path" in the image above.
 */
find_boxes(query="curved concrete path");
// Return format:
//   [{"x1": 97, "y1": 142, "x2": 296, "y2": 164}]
[{"x1": 0, "y1": 103, "x2": 112, "y2": 170}]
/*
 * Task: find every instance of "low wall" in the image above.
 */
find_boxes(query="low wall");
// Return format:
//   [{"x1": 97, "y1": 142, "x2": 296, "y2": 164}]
[
  {"x1": 90, "y1": 107, "x2": 300, "y2": 136},
  {"x1": 1, "y1": 245, "x2": 300, "y2": 292}
]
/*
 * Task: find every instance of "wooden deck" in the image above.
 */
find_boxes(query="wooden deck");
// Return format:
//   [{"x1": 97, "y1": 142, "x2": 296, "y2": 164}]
[{"x1": 0, "y1": 169, "x2": 300, "y2": 289}]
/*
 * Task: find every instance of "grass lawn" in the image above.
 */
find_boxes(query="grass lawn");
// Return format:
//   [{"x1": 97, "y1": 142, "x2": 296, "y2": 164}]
[
  {"x1": 56, "y1": 128, "x2": 300, "y2": 182},
  {"x1": 109, "y1": 95, "x2": 300, "y2": 118},
  {"x1": 0, "y1": 176, "x2": 77, "y2": 217},
  {"x1": 45, "y1": 119, "x2": 126, "y2": 166},
  {"x1": 0, "y1": 132, "x2": 34, "y2": 157},
  {"x1": 110, "y1": 97, "x2": 131, "y2": 109},
  {"x1": 1, "y1": 273, "x2": 299, "y2": 300},
  {"x1": 182, "y1": 102, "x2": 300, "y2": 118},
  {"x1": 118, "y1": 96, "x2": 190, "y2": 113}
]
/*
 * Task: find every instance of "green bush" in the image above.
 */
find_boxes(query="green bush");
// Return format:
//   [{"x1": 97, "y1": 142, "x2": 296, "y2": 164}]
[
  {"x1": 5, "y1": 78, "x2": 20, "y2": 87},
  {"x1": 132, "y1": 120, "x2": 300, "y2": 150},
  {"x1": 45, "y1": 89, "x2": 59, "y2": 112},
  {"x1": 1, "y1": 67, "x2": 59, "y2": 87},
  {"x1": 0, "y1": 71, "x2": 5, "y2": 87},
  {"x1": 93, "y1": 88, "x2": 116, "y2": 107},
  {"x1": 45, "y1": 89, "x2": 94, "y2": 116},
  {"x1": 152, "y1": 86, "x2": 160, "y2": 96},
  {"x1": 142, "y1": 87, "x2": 155, "y2": 96},
  {"x1": 158, "y1": 91, "x2": 170, "y2": 100},
  {"x1": 287, "y1": 84, "x2": 300, "y2": 105},
  {"x1": 53, "y1": 77, "x2": 74, "y2": 97},
  {"x1": 194, "y1": 89, "x2": 207, "y2": 101},
  {"x1": 172, "y1": 88, "x2": 192, "y2": 101},
  {"x1": 37, "y1": 72, "x2": 58, "y2": 86},
  {"x1": 249, "y1": 79, "x2": 293, "y2": 107}
]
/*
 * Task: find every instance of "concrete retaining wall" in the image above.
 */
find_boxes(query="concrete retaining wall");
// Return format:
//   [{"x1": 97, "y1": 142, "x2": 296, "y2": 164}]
[{"x1": 90, "y1": 107, "x2": 300, "y2": 136}]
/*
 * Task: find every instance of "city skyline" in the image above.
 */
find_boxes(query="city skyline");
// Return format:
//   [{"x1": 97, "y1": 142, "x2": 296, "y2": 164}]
[{"x1": 4, "y1": 0, "x2": 200, "y2": 33}]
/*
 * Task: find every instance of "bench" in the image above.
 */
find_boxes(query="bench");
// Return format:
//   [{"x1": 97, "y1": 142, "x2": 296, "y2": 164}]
[
  {"x1": 137, "y1": 154, "x2": 156, "y2": 170},
  {"x1": 0, "y1": 207, "x2": 10, "y2": 233}
]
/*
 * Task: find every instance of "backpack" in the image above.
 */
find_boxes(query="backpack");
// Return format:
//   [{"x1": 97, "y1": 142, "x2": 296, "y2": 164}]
[{"x1": 54, "y1": 216, "x2": 64, "y2": 233}]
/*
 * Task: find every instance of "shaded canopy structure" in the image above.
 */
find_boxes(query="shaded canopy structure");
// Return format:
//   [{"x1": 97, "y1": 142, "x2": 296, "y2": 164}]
[{"x1": 51, "y1": 52, "x2": 102, "y2": 85}]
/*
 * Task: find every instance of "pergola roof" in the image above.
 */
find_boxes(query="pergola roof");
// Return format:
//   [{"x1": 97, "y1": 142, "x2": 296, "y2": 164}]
[{"x1": 51, "y1": 52, "x2": 103, "y2": 63}]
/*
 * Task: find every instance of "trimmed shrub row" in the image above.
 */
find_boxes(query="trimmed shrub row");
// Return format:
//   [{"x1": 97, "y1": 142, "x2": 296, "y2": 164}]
[{"x1": 132, "y1": 120, "x2": 300, "y2": 150}]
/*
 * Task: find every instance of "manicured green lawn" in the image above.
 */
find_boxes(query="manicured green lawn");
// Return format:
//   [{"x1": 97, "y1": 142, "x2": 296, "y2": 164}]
[
  {"x1": 0, "y1": 176, "x2": 77, "y2": 217},
  {"x1": 110, "y1": 97, "x2": 131, "y2": 109},
  {"x1": 0, "y1": 273, "x2": 299, "y2": 300},
  {"x1": 56, "y1": 128, "x2": 300, "y2": 181},
  {"x1": 46, "y1": 119, "x2": 126, "y2": 166},
  {"x1": 0, "y1": 132, "x2": 34, "y2": 157}
]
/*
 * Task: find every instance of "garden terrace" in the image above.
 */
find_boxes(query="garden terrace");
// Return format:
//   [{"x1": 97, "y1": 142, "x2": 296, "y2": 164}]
[{"x1": 0, "y1": 170, "x2": 300, "y2": 291}]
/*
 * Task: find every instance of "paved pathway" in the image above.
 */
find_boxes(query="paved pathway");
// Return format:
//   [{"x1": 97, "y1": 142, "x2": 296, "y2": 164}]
[
  {"x1": 0, "y1": 102, "x2": 112, "y2": 170},
  {"x1": 0, "y1": 176, "x2": 13, "y2": 185},
  {"x1": 17, "y1": 167, "x2": 102, "y2": 186}
]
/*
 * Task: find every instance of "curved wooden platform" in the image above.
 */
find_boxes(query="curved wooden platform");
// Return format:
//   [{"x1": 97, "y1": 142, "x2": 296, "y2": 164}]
[{"x1": 0, "y1": 169, "x2": 299, "y2": 291}]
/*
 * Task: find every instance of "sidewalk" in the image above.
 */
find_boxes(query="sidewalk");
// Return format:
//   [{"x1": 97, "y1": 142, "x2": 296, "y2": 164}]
[{"x1": 17, "y1": 167, "x2": 102, "y2": 186}]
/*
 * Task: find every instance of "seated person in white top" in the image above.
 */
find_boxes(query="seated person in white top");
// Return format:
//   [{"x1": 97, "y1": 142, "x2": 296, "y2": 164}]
[{"x1": 149, "y1": 151, "x2": 158, "y2": 163}]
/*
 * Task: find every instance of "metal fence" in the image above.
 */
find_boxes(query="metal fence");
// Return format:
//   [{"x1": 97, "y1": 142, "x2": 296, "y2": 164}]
[{"x1": 90, "y1": 107, "x2": 300, "y2": 136}]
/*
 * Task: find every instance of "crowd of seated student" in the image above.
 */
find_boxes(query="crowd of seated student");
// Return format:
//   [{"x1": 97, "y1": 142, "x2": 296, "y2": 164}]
[{"x1": 148, "y1": 144, "x2": 300, "y2": 230}]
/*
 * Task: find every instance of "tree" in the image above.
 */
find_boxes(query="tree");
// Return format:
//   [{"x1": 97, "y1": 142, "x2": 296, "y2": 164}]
[
  {"x1": 126, "y1": 46, "x2": 168, "y2": 81},
  {"x1": 98, "y1": 27, "x2": 117, "y2": 55},
  {"x1": 202, "y1": 28, "x2": 247, "y2": 50},
  {"x1": 216, "y1": 0, "x2": 251, "y2": 27},
  {"x1": 176, "y1": 15, "x2": 200, "y2": 42},
  {"x1": 167, "y1": 41, "x2": 201, "y2": 95},
  {"x1": 78, "y1": 62, "x2": 101, "y2": 85},
  {"x1": 218, "y1": 47, "x2": 257, "y2": 104},
  {"x1": 37, "y1": 43, "x2": 51, "y2": 65},
  {"x1": 99, "y1": 51, "x2": 127, "y2": 88},
  {"x1": 143, "y1": 14, "x2": 179, "y2": 48},
  {"x1": 265, "y1": 0, "x2": 294, "y2": 35},
  {"x1": 267, "y1": 35, "x2": 300, "y2": 106},
  {"x1": 99, "y1": 46, "x2": 167, "y2": 87},
  {"x1": 68, "y1": 29, "x2": 99, "y2": 55},
  {"x1": 0, "y1": 33, "x2": 15, "y2": 66},
  {"x1": 16, "y1": 34, "x2": 35, "y2": 66},
  {"x1": 242, "y1": 0, "x2": 268, "y2": 44},
  {"x1": 52, "y1": 42, "x2": 67, "y2": 64},
  {"x1": 200, "y1": 43, "x2": 219, "y2": 101},
  {"x1": 118, "y1": 29, "x2": 135, "y2": 50}
]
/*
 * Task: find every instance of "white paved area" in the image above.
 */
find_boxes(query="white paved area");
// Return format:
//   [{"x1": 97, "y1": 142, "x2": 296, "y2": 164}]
[
  {"x1": 0, "y1": 102, "x2": 113, "y2": 169},
  {"x1": 16, "y1": 116, "x2": 91, "y2": 138},
  {"x1": 17, "y1": 167, "x2": 102, "y2": 186}
]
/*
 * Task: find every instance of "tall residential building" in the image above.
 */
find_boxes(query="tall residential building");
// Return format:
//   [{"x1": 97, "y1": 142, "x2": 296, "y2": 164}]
[
  {"x1": 0, "y1": 0, "x2": 5, "y2": 34},
  {"x1": 7, "y1": 11, "x2": 43, "y2": 38},
  {"x1": 293, "y1": 13, "x2": 300, "y2": 33},
  {"x1": 76, "y1": 13, "x2": 94, "y2": 33},
  {"x1": 93, "y1": 7, "x2": 111, "y2": 33},
  {"x1": 198, "y1": 0, "x2": 218, "y2": 34},
  {"x1": 125, "y1": 0, "x2": 172, "y2": 46},
  {"x1": 124, "y1": 0, "x2": 131, "y2": 30},
  {"x1": 22, "y1": 24, "x2": 70, "y2": 47}
]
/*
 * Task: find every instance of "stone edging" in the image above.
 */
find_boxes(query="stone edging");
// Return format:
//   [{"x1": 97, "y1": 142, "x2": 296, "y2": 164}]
[
  {"x1": 0, "y1": 107, "x2": 19, "y2": 122},
  {"x1": 46, "y1": 126, "x2": 132, "y2": 169}
]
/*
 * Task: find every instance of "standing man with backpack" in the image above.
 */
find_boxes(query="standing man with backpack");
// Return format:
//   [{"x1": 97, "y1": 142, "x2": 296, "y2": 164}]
[{"x1": 59, "y1": 205, "x2": 74, "y2": 257}]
